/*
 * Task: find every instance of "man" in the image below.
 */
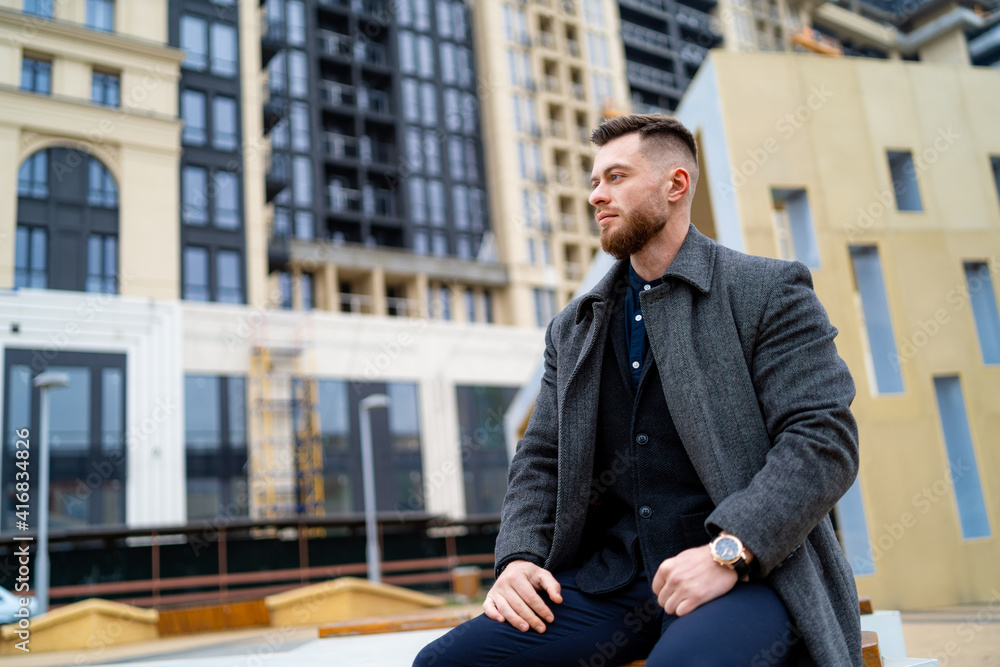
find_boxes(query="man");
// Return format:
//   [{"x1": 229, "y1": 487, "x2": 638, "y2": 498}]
[{"x1": 415, "y1": 114, "x2": 861, "y2": 666}]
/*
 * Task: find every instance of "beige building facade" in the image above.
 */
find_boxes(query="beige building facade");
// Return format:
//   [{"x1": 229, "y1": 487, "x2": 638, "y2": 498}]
[
  {"x1": 471, "y1": 0, "x2": 631, "y2": 327},
  {"x1": 676, "y1": 49, "x2": 1000, "y2": 609}
]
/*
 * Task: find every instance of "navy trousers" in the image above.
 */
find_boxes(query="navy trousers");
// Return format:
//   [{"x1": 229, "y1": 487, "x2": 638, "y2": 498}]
[{"x1": 413, "y1": 569, "x2": 798, "y2": 667}]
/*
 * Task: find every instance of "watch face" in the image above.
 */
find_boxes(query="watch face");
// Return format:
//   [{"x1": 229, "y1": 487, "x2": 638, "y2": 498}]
[{"x1": 715, "y1": 537, "x2": 740, "y2": 562}]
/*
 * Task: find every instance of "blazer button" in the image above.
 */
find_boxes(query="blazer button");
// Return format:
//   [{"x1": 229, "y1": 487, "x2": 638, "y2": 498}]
[
  {"x1": 636, "y1": 433, "x2": 648, "y2": 445},
  {"x1": 639, "y1": 506, "x2": 652, "y2": 519}
]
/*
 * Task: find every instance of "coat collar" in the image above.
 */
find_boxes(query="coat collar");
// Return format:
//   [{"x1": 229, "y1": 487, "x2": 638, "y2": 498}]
[{"x1": 575, "y1": 223, "x2": 717, "y2": 324}]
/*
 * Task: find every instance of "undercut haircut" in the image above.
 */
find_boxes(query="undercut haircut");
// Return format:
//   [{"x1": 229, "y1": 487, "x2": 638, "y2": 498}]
[{"x1": 591, "y1": 114, "x2": 700, "y2": 193}]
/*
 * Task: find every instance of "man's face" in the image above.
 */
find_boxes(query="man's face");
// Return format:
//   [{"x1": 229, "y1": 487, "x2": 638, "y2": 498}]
[{"x1": 588, "y1": 133, "x2": 670, "y2": 261}]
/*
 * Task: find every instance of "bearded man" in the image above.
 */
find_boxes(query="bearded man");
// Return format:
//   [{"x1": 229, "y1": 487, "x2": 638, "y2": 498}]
[{"x1": 414, "y1": 114, "x2": 861, "y2": 666}]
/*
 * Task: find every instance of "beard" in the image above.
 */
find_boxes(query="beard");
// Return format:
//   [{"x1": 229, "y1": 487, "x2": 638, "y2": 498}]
[{"x1": 599, "y1": 208, "x2": 668, "y2": 260}]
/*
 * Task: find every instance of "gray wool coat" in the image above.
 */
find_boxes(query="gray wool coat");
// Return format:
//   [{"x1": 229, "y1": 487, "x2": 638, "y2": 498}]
[{"x1": 496, "y1": 224, "x2": 862, "y2": 666}]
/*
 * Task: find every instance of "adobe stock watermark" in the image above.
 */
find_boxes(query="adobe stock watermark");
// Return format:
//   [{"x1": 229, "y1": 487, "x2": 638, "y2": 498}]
[
  {"x1": 845, "y1": 126, "x2": 961, "y2": 242},
  {"x1": 888, "y1": 254, "x2": 998, "y2": 369},
  {"x1": 718, "y1": 85, "x2": 835, "y2": 200}
]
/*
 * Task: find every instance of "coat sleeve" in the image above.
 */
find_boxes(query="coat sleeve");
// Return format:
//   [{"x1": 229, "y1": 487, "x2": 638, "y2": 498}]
[
  {"x1": 493, "y1": 317, "x2": 561, "y2": 577},
  {"x1": 706, "y1": 260, "x2": 860, "y2": 578}
]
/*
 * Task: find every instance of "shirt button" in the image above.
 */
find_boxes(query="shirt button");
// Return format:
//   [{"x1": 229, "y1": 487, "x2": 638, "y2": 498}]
[
  {"x1": 631, "y1": 361, "x2": 640, "y2": 369},
  {"x1": 639, "y1": 506, "x2": 652, "y2": 518},
  {"x1": 643, "y1": 284, "x2": 651, "y2": 291},
  {"x1": 636, "y1": 433, "x2": 648, "y2": 445},
  {"x1": 634, "y1": 314, "x2": 642, "y2": 321}
]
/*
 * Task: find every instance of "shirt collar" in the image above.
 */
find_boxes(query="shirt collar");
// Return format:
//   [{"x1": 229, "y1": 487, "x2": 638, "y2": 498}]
[{"x1": 628, "y1": 261, "x2": 662, "y2": 295}]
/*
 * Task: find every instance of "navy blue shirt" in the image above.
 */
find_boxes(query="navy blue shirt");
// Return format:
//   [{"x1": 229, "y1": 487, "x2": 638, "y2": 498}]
[{"x1": 625, "y1": 262, "x2": 663, "y2": 388}]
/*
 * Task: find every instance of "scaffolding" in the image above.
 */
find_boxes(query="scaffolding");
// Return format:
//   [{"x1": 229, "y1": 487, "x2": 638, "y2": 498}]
[{"x1": 247, "y1": 317, "x2": 325, "y2": 522}]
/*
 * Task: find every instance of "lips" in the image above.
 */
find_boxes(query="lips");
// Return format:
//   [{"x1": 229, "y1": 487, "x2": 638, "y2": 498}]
[{"x1": 597, "y1": 213, "x2": 617, "y2": 226}]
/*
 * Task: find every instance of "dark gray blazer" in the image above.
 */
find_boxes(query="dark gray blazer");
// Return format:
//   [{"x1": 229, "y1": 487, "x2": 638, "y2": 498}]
[{"x1": 496, "y1": 224, "x2": 862, "y2": 666}]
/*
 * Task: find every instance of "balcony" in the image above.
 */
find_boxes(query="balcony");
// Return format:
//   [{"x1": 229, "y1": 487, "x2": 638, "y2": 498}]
[
  {"x1": 266, "y1": 152, "x2": 290, "y2": 202},
  {"x1": 544, "y1": 75, "x2": 560, "y2": 93},
  {"x1": 580, "y1": 170, "x2": 592, "y2": 188},
  {"x1": 261, "y1": 18, "x2": 285, "y2": 68},
  {"x1": 676, "y1": 6, "x2": 723, "y2": 40},
  {"x1": 627, "y1": 62, "x2": 676, "y2": 94},
  {"x1": 566, "y1": 39, "x2": 580, "y2": 58},
  {"x1": 387, "y1": 296, "x2": 419, "y2": 317},
  {"x1": 355, "y1": 39, "x2": 390, "y2": 67},
  {"x1": 319, "y1": 80, "x2": 356, "y2": 108},
  {"x1": 360, "y1": 136, "x2": 395, "y2": 166},
  {"x1": 560, "y1": 214, "x2": 577, "y2": 232},
  {"x1": 539, "y1": 32, "x2": 556, "y2": 49},
  {"x1": 318, "y1": 30, "x2": 353, "y2": 60},
  {"x1": 571, "y1": 82, "x2": 585, "y2": 101},
  {"x1": 565, "y1": 261, "x2": 583, "y2": 281},
  {"x1": 679, "y1": 42, "x2": 709, "y2": 66},
  {"x1": 323, "y1": 132, "x2": 360, "y2": 161},
  {"x1": 263, "y1": 86, "x2": 290, "y2": 134},
  {"x1": 577, "y1": 126, "x2": 590, "y2": 144},
  {"x1": 554, "y1": 166, "x2": 572, "y2": 186},
  {"x1": 621, "y1": 21, "x2": 673, "y2": 53},
  {"x1": 358, "y1": 88, "x2": 392, "y2": 116},
  {"x1": 363, "y1": 185, "x2": 396, "y2": 218},
  {"x1": 339, "y1": 292, "x2": 373, "y2": 314},
  {"x1": 548, "y1": 119, "x2": 565, "y2": 138},
  {"x1": 328, "y1": 182, "x2": 363, "y2": 214}
]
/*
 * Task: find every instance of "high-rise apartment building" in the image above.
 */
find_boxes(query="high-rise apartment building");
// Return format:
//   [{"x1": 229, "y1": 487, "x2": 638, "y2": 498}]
[{"x1": 471, "y1": 0, "x2": 630, "y2": 327}]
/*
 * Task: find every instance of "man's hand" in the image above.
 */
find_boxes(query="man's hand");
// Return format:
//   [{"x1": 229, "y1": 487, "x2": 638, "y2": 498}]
[
  {"x1": 651, "y1": 545, "x2": 738, "y2": 617},
  {"x1": 483, "y1": 560, "x2": 563, "y2": 633}
]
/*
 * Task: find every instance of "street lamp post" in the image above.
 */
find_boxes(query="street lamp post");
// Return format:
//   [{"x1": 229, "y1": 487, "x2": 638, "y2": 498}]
[
  {"x1": 359, "y1": 394, "x2": 389, "y2": 584},
  {"x1": 32, "y1": 371, "x2": 69, "y2": 615}
]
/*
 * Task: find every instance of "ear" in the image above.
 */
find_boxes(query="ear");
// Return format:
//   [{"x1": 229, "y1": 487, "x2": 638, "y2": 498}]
[{"x1": 666, "y1": 167, "x2": 691, "y2": 203}]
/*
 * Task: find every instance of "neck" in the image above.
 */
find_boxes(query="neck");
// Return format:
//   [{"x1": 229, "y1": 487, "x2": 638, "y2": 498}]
[{"x1": 630, "y1": 216, "x2": 691, "y2": 282}]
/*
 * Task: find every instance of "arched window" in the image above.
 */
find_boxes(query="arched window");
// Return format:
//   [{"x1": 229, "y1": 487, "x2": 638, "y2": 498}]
[{"x1": 15, "y1": 148, "x2": 120, "y2": 293}]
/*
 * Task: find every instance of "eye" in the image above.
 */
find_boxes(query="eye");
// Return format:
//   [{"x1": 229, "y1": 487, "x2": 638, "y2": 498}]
[{"x1": 610, "y1": 173, "x2": 622, "y2": 182}]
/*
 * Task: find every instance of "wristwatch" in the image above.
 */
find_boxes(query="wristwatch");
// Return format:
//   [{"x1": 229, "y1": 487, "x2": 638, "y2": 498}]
[{"x1": 709, "y1": 533, "x2": 751, "y2": 582}]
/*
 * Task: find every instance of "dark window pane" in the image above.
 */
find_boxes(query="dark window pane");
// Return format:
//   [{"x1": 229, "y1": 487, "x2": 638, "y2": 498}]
[
  {"x1": 214, "y1": 171, "x2": 240, "y2": 229},
  {"x1": 87, "y1": 158, "x2": 118, "y2": 207},
  {"x1": 181, "y1": 90, "x2": 206, "y2": 145},
  {"x1": 91, "y1": 72, "x2": 120, "y2": 106},
  {"x1": 212, "y1": 96, "x2": 238, "y2": 150},
  {"x1": 211, "y1": 23, "x2": 238, "y2": 76},
  {"x1": 48, "y1": 367, "x2": 91, "y2": 452},
  {"x1": 183, "y1": 246, "x2": 209, "y2": 301},
  {"x1": 318, "y1": 380, "x2": 349, "y2": 452},
  {"x1": 86, "y1": 0, "x2": 114, "y2": 31},
  {"x1": 182, "y1": 166, "x2": 209, "y2": 225},
  {"x1": 216, "y1": 249, "x2": 242, "y2": 303},
  {"x1": 185, "y1": 375, "x2": 221, "y2": 450},
  {"x1": 101, "y1": 367, "x2": 123, "y2": 451},
  {"x1": 228, "y1": 377, "x2": 246, "y2": 446},
  {"x1": 181, "y1": 16, "x2": 207, "y2": 70}
]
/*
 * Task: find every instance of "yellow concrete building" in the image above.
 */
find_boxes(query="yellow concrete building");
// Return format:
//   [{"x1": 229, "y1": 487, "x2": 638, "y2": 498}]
[
  {"x1": 471, "y1": 0, "x2": 631, "y2": 326},
  {"x1": 675, "y1": 49, "x2": 1000, "y2": 608},
  {"x1": 0, "y1": 0, "x2": 183, "y2": 299}
]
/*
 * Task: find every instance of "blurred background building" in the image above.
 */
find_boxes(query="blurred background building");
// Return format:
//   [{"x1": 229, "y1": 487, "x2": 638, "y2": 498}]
[{"x1": 0, "y1": 0, "x2": 997, "y2": 611}]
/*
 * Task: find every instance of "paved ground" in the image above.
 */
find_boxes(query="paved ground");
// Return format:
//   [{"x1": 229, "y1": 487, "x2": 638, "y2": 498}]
[{"x1": 11, "y1": 602, "x2": 1000, "y2": 667}]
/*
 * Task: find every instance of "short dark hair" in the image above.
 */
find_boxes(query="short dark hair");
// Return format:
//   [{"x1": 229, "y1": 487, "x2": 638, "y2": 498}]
[{"x1": 591, "y1": 114, "x2": 699, "y2": 190}]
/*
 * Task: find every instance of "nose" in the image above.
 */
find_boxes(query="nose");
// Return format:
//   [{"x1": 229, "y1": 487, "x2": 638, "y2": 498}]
[{"x1": 589, "y1": 178, "x2": 608, "y2": 207}]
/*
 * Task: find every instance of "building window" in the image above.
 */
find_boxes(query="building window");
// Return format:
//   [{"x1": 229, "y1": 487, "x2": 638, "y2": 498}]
[
  {"x1": 771, "y1": 188, "x2": 820, "y2": 268},
  {"x1": 17, "y1": 152, "x2": 48, "y2": 199},
  {"x1": 214, "y1": 171, "x2": 240, "y2": 229},
  {"x1": 14, "y1": 226, "x2": 47, "y2": 289},
  {"x1": 965, "y1": 262, "x2": 1000, "y2": 364},
  {"x1": 180, "y1": 16, "x2": 208, "y2": 70},
  {"x1": 86, "y1": 0, "x2": 114, "y2": 31},
  {"x1": 420, "y1": 82, "x2": 437, "y2": 126},
  {"x1": 181, "y1": 90, "x2": 206, "y2": 145},
  {"x1": 286, "y1": 0, "x2": 305, "y2": 45},
  {"x1": 301, "y1": 273, "x2": 314, "y2": 310},
  {"x1": 23, "y1": 0, "x2": 53, "y2": 18},
  {"x1": 849, "y1": 246, "x2": 904, "y2": 394},
  {"x1": 991, "y1": 157, "x2": 1000, "y2": 208},
  {"x1": 20, "y1": 56, "x2": 52, "y2": 94},
  {"x1": 3, "y1": 351, "x2": 126, "y2": 529},
  {"x1": 293, "y1": 156, "x2": 312, "y2": 206},
  {"x1": 182, "y1": 166, "x2": 209, "y2": 226},
  {"x1": 87, "y1": 158, "x2": 118, "y2": 208},
  {"x1": 210, "y1": 23, "x2": 238, "y2": 77},
  {"x1": 456, "y1": 385, "x2": 518, "y2": 514},
  {"x1": 290, "y1": 102, "x2": 310, "y2": 152},
  {"x1": 183, "y1": 246, "x2": 210, "y2": 301},
  {"x1": 410, "y1": 178, "x2": 426, "y2": 223},
  {"x1": 439, "y1": 286, "x2": 451, "y2": 319},
  {"x1": 185, "y1": 375, "x2": 248, "y2": 520},
  {"x1": 933, "y1": 376, "x2": 992, "y2": 539},
  {"x1": 216, "y1": 250, "x2": 242, "y2": 303},
  {"x1": 432, "y1": 232, "x2": 447, "y2": 257},
  {"x1": 86, "y1": 234, "x2": 117, "y2": 294},
  {"x1": 318, "y1": 381, "x2": 424, "y2": 513},
  {"x1": 482, "y1": 290, "x2": 493, "y2": 323},
  {"x1": 91, "y1": 71, "x2": 120, "y2": 106},
  {"x1": 836, "y1": 477, "x2": 875, "y2": 575},
  {"x1": 887, "y1": 150, "x2": 923, "y2": 212},
  {"x1": 278, "y1": 272, "x2": 293, "y2": 309},
  {"x1": 212, "y1": 96, "x2": 238, "y2": 151},
  {"x1": 288, "y1": 50, "x2": 308, "y2": 97}
]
